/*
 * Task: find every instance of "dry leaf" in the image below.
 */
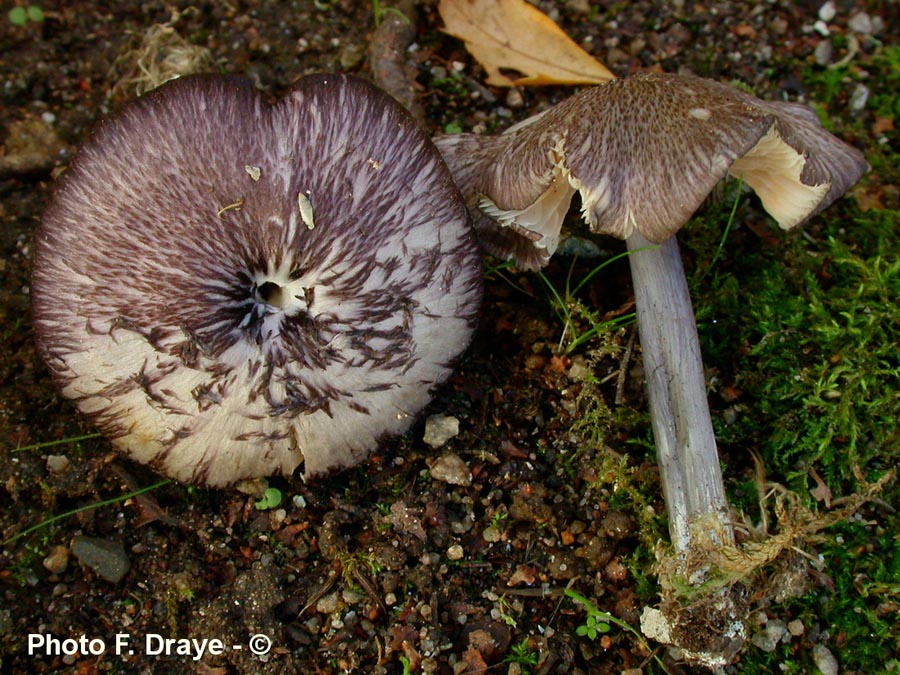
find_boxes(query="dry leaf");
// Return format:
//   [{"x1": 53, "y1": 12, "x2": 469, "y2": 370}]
[
  {"x1": 507, "y1": 564, "x2": 538, "y2": 586},
  {"x1": 873, "y1": 115, "x2": 895, "y2": 134},
  {"x1": 439, "y1": 0, "x2": 615, "y2": 87},
  {"x1": 461, "y1": 647, "x2": 489, "y2": 675},
  {"x1": 853, "y1": 185, "x2": 885, "y2": 212},
  {"x1": 809, "y1": 468, "x2": 833, "y2": 507}
]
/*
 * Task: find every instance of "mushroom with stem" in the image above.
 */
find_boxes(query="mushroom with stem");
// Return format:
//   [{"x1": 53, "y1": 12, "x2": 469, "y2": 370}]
[
  {"x1": 436, "y1": 71, "x2": 866, "y2": 664},
  {"x1": 32, "y1": 73, "x2": 483, "y2": 488}
]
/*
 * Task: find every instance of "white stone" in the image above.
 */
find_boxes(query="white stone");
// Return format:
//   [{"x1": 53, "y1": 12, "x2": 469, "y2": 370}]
[
  {"x1": 429, "y1": 452, "x2": 471, "y2": 486},
  {"x1": 818, "y1": 1, "x2": 836, "y2": 22},
  {"x1": 640, "y1": 607, "x2": 672, "y2": 644},
  {"x1": 315, "y1": 592, "x2": 342, "y2": 614},
  {"x1": 46, "y1": 455, "x2": 70, "y2": 473},
  {"x1": 848, "y1": 12, "x2": 873, "y2": 34},
  {"x1": 812, "y1": 644, "x2": 839, "y2": 675},
  {"x1": 423, "y1": 414, "x2": 460, "y2": 448},
  {"x1": 849, "y1": 84, "x2": 869, "y2": 112}
]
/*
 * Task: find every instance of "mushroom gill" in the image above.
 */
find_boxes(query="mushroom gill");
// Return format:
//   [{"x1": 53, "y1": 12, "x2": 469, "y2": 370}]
[
  {"x1": 728, "y1": 125, "x2": 830, "y2": 228},
  {"x1": 32, "y1": 73, "x2": 483, "y2": 488}
]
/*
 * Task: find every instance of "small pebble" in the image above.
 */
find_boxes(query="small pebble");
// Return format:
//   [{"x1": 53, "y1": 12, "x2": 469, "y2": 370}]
[
  {"x1": 812, "y1": 643, "x2": 839, "y2": 675},
  {"x1": 339, "y1": 42, "x2": 366, "y2": 70},
  {"x1": 556, "y1": 235, "x2": 602, "y2": 258},
  {"x1": 750, "y1": 619, "x2": 788, "y2": 652},
  {"x1": 447, "y1": 544, "x2": 464, "y2": 561},
  {"x1": 71, "y1": 536, "x2": 131, "y2": 583},
  {"x1": 482, "y1": 526, "x2": 502, "y2": 543},
  {"x1": 43, "y1": 545, "x2": 69, "y2": 574},
  {"x1": 848, "y1": 12, "x2": 873, "y2": 34},
  {"x1": 429, "y1": 452, "x2": 471, "y2": 486},
  {"x1": 505, "y1": 88, "x2": 524, "y2": 109},
  {"x1": 567, "y1": 356, "x2": 589, "y2": 382},
  {"x1": 423, "y1": 414, "x2": 460, "y2": 449},
  {"x1": 566, "y1": 0, "x2": 591, "y2": 15},
  {"x1": 604, "y1": 558, "x2": 628, "y2": 582},
  {"x1": 316, "y1": 592, "x2": 342, "y2": 614},
  {"x1": 849, "y1": 83, "x2": 869, "y2": 112},
  {"x1": 818, "y1": 1, "x2": 836, "y2": 22},
  {"x1": 46, "y1": 454, "x2": 70, "y2": 473},
  {"x1": 814, "y1": 40, "x2": 833, "y2": 65},
  {"x1": 600, "y1": 511, "x2": 634, "y2": 539},
  {"x1": 342, "y1": 589, "x2": 365, "y2": 604}
]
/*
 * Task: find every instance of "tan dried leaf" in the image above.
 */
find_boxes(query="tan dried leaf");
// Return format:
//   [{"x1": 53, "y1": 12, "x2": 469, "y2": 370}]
[
  {"x1": 438, "y1": 0, "x2": 615, "y2": 86},
  {"x1": 809, "y1": 468, "x2": 833, "y2": 507},
  {"x1": 507, "y1": 564, "x2": 538, "y2": 586},
  {"x1": 461, "y1": 647, "x2": 489, "y2": 675}
]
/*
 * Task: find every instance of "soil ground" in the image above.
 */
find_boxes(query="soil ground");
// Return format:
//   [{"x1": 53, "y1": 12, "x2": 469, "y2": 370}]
[{"x1": 1, "y1": 2, "x2": 897, "y2": 675}]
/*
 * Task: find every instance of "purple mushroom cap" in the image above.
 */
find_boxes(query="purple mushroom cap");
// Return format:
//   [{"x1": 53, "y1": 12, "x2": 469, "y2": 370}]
[
  {"x1": 32, "y1": 73, "x2": 482, "y2": 488},
  {"x1": 437, "y1": 72, "x2": 867, "y2": 269}
]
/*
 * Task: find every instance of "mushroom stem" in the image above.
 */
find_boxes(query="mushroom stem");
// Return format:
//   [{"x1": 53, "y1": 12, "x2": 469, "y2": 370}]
[{"x1": 626, "y1": 230, "x2": 733, "y2": 565}]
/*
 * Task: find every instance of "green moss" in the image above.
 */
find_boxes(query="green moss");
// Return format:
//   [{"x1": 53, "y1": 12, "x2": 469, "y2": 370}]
[
  {"x1": 701, "y1": 207, "x2": 900, "y2": 492},
  {"x1": 504, "y1": 638, "x2": 540, "y2": 674},
  {"x1": 737, "y1": 514, "x2": 900, "y2": 674},
  {"x1": 683, "y1": 179, "x2": 899, "y2": 673},
  {"x1": 805, "y1": 45, "x2": 900, "y2": 117}
]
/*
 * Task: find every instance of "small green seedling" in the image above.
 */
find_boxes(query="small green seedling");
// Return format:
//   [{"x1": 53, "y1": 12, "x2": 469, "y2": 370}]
[
  {"x1": 443, "y1": 121, "x2": 463, "y2": 134},
  {"x1": 576, "y1": 609, "x2": 611, "y2": 639},
  {"x1": 504, "y1": 638, "x2": 540, "y2": 673},
  {"x1": 253, "y1": 487, "x2": 283, "y2": 510},
  {"x1": 373, "y1": 0, "x2": 411, "y2": 26},
  {"x1": 8, "y1": 5, "x2": 44, "y2": 25},
  {"x1": 565, "y1": 589, "x2": 672, "y2": 672},
  {"x1": 566, "y1": 589, "x2": 612, "y2": 639}
]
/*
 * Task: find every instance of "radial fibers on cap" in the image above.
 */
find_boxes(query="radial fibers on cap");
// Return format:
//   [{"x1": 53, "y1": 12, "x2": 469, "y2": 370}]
[{"x1": 32, "y1": 73, "x2": 483, "y2": 487}]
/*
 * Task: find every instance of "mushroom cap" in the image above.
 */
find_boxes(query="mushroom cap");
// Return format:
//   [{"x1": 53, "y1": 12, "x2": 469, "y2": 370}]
[
  {"x1": 32, "y1": 73, "x2": 482, "y2": 487},
  {"x1": 436, "y1": 72, "x2": 868, "y2": 269}
]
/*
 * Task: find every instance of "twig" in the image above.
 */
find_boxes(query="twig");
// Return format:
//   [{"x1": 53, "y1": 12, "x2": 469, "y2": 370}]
[
  {"x1": 614, "y1": 328, "x2": 636, "y2": 406},
  {"x1": 368, "y1": 0, "x2": 424, "y2": 123}
]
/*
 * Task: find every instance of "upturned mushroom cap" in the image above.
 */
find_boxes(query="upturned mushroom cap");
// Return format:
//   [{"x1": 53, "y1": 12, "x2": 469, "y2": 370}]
[
  {"x1": 32, "y1": 73, "x2": 482, "y2": 487},
  {"x1": 436, "y1": 72, "x2": 868, "y2": 269}
]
